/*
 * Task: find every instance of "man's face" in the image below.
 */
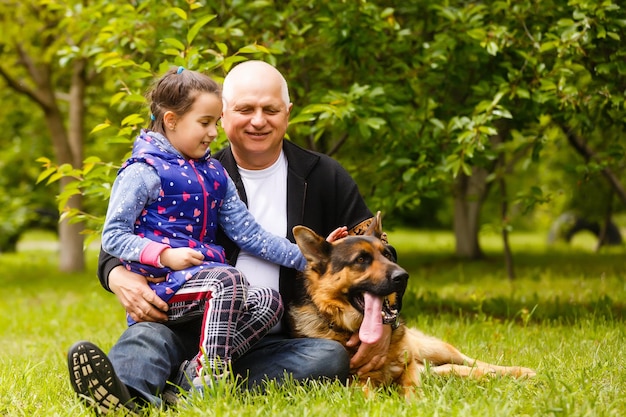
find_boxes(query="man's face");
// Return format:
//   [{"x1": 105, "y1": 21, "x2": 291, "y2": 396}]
[{"x1": 221, "y1": 74, "x2": 292, "y2": 169}]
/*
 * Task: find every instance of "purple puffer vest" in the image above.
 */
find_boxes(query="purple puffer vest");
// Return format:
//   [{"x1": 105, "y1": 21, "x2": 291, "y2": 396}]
[{"x1": 121, "y1": 131, "x2": 229, "y2": 323}]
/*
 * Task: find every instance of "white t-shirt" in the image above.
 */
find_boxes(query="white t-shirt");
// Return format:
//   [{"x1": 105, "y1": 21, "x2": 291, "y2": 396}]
[{"x1": 235, "y1": 151, "x2": 288, "y2": 332}]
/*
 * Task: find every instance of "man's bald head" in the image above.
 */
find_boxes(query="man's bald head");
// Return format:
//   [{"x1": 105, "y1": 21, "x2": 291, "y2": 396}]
[{"x1": 222, "y1": 60, "x2": 291, "y2": 107}]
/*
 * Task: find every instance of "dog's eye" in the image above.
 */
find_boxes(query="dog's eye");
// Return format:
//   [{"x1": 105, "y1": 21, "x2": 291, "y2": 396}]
[
  {"x1": 354, "y1": 253, "x2": 372, "y2": 265},
  {"x1": 382, "y1": 246, "x2": 397, "y2": 262}
]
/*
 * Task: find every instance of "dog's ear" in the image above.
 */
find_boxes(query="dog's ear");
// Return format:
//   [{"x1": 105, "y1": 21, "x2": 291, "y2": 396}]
[
  {"x1": 293, "y1": 226, "x2": 331, "y2": 269},
  {"x1": 364, "y1": 211, "x2": 383, "y2": 239}
]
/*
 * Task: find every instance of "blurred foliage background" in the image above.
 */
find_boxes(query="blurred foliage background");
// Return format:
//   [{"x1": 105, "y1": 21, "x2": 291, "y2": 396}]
[{"x1": 0, "y1": 0, "x2": 625, "y2": 272}]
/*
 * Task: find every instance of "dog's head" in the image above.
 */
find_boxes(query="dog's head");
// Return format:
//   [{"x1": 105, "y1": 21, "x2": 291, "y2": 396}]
[{"x1": 293, "y1": 212, "x2": 408, "y2": 340}]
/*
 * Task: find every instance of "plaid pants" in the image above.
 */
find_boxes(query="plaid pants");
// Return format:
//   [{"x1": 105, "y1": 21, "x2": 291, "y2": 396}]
[{"x1": 167, "y1": 265, "x2": 283, "y2": 375}]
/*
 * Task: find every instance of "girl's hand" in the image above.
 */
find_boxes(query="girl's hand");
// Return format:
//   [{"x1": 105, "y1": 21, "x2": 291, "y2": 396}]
[
  {"x1": 326, "y1": 226, "x2": 348, "y2": 243},
  {"x1": 159, "y1": 247, "x2": 204, "y2": 270}
]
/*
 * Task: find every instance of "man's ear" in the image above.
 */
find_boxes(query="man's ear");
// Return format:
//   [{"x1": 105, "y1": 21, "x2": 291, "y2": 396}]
[{"x1": 163, "y1": 111, "x2": 177, "y2": 130}]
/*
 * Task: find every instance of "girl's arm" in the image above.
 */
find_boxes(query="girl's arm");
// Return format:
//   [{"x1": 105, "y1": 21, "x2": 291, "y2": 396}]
[
  {"x1": 101, "y1": 163, "x2": 168, "y2": 264},
  {"x1": 218, "y1": 176, "x2": 308, "y2": 271}
]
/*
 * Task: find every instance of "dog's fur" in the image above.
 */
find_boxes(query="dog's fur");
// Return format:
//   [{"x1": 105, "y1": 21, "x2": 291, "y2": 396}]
[{"x1": 290, "y1": 212, "x2": 535, "y2": 396}]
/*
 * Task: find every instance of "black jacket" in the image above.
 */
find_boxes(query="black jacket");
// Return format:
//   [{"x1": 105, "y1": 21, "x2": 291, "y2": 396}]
[{"x1": 97, "y1": 140, "x2": 373, "y2": 328}]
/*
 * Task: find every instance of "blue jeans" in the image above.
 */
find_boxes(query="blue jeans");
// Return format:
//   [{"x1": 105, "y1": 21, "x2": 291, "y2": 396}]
[{"x1": 107, "y1": 320, "x2": 350, "y2": 406}]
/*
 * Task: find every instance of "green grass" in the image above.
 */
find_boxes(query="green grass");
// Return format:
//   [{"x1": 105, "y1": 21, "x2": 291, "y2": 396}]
[{"x1": 1, "y1": 229, "x2": 625, "y2": 416}]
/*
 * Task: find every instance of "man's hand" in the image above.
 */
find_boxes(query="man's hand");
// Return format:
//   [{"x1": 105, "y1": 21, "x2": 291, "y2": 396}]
[
  {"x1": 108, "y1": 266, "x2": 169, "y2": 323},
  {"x1": 159, "y1": 247, "x2": 204, "y2": 270},
  {"x1": 345, "y1": 324, "x2": 392, "y2": 375}
]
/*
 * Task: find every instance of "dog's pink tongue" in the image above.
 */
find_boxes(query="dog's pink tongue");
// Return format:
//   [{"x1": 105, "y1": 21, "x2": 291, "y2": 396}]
[{"x1": 359, "y1": 292, "x2": 383, "y2": 344}]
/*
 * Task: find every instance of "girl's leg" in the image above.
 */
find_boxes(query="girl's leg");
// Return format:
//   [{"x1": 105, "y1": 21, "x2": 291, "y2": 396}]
[
  {"x1": 169, "y1": 266, "x2": 283, "y2": 375},
  {"x1": 167, "y1": 266, "x2": 247, "y2": 375},
  {"x1": 229, "y1": 285, "x2": 283, "y2": 361},
  {"x1": 167, "y1": 266, "x2": 283, "y2": 379}
]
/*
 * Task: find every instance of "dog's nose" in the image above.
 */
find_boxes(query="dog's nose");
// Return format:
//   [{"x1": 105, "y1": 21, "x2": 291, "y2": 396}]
[{"x1": 391, "y1": 268, "x2": 409, "y2": 286}]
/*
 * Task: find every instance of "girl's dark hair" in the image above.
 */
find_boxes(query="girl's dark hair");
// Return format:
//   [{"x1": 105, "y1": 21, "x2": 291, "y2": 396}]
[{"x1": 147, "y1": 67, "x2": 221, "y2": 135}]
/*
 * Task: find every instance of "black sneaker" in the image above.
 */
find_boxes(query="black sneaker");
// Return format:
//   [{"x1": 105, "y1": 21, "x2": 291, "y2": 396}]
[{"x1": 67, "y1": 341, "x2": 138, "y2": 415}]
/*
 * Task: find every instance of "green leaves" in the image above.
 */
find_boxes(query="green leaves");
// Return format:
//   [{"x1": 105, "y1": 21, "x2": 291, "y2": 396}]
[
  {"x1": 36, "y1": 155, "x2": 117, "y2": 234},
  {"x1": 188, "y1": 14, "x2": 217, "y2": 44},
  {"x1": 167, "y1": 7, "x2": 188, "y2": 21},
  {"x1": 291, "y1": 83, "x2": 388, "y2": 145},
  {"x1": 5, "y1": 0, "x2": 623, "y2": 243}
]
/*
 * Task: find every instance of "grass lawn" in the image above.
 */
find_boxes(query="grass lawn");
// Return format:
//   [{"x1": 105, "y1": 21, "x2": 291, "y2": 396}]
[{"x1": 1, "y1": 229, "x2": 625, "y2": 416}]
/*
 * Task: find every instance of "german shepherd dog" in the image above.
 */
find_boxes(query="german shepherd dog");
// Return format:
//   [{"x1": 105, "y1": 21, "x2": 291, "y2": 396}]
[{"x1": 290, "y1": 212, "x2": 535, "y2": 396}]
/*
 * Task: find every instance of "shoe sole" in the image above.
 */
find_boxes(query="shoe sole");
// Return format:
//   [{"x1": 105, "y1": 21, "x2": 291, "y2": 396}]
[{"x1": 67, "y1": 341, "x2": 136, "y2": 415}]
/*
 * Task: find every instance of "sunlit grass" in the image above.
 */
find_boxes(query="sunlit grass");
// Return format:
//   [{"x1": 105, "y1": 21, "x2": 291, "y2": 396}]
[
  {"x1": 1, "y1": 229, "x2": 625, "y2": 416},
  {"x1": 389, "y1": 228, "x2": 625, "y2": 321}
]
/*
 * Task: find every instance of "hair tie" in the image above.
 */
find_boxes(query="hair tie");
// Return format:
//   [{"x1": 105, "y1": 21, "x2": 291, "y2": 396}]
[
  {"x1": 177, "y1": 66, "x2": 185, "y2": 74},
  {"x1": 150, "y1": 114, "x2": 156, "y2": 121}
]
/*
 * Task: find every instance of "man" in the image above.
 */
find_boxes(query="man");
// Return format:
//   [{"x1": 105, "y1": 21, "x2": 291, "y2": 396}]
[{"x1": 68, "y1": 60, "x2": 393, "y2": 413}]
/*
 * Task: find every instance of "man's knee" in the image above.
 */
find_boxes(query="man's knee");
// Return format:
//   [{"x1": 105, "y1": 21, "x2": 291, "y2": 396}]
[
  {"x1": 316, "y1": 340, "x2": 350, "y2": 378},
  {"x1": 232, "y1": 336, "x2": 350, "y2": 387},
  {"x1": 110, "y1": 322, "x2": 192, "y2": 365},
  {"x1": 116, "y1": 322, "x2": 176, "y2": 345},
  {"x1": 108, "y1": 322, "x2": 194, "y2": 392},
  {"x1": 297, "y1": 339, "x2": 350, "y2": 381}
]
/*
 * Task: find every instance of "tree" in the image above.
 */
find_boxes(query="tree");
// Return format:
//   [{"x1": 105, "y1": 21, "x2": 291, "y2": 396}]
[
  {"x1": 5, "y1": 0, "x2": 625, "y2": 275},
  {"x1": 0, "y1": 2, "x2": 95, "y2": 270},
  {"x1": 33, "y1": 0, "x2": 279, "y2": 245},
  {"x1": 0, "y1": 1, "x2": 233, "y2": 269},
  {"x1": 342, "y1": 0, "x2": 626, "y2": 264},
  {"x1": 0, "y1": 92, "x2": 57, "y2": 252}
]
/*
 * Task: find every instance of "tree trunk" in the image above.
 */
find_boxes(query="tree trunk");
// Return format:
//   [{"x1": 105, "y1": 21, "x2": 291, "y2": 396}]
[
  {"x1": 58, "y1": 179, "x2": 85, "y2": 272},
  {"x1": 498, "y1": 165, "x2": 515, "y2": 280},
  {"x1": 43, "y1": 108, "x2": 85, "y2": 272},
  {"x1": 452, "y1": 167, "x2": 488, "y2": 259},
  {"x1": 58, "y1": 59, "x2": 87, "y2": 272},
  {"x1": 492, "y1": 128, "x2": 515, "y2": 279},
  {"x1": 0, "y1": 8, "x2": 87, "y2": 271},
  {"x1": 37, "y1": 61, "x2": 86, "y2": 272},
  {"x1": 595, "y1": 189, "x2": 614, "y2": 252}
]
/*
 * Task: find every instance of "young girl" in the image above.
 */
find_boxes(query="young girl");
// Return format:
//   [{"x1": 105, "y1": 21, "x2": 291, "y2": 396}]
[{"x1": 101, "y1": 67, "x2": 345, "y2": 388}]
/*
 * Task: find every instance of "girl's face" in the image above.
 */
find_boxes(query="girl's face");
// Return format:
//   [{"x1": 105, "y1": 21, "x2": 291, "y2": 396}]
[{"x1": 165, "y1": 92, "x2": 222, "y2": 160}]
